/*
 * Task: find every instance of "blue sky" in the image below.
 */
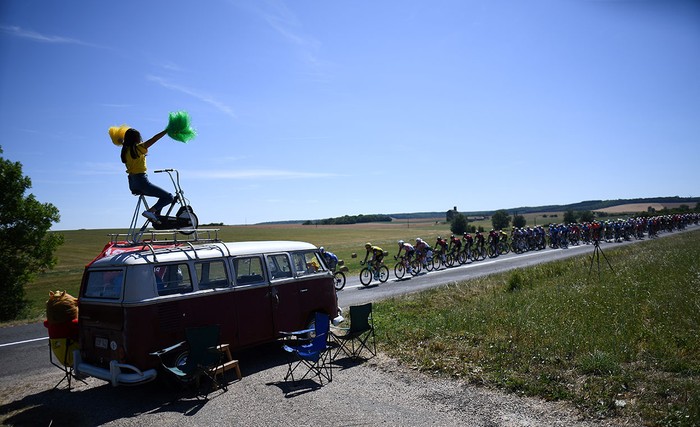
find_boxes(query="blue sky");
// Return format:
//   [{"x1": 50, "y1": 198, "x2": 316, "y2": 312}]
[{"x1": 1, "y1": 0, "x2": 698, "y2": 230}]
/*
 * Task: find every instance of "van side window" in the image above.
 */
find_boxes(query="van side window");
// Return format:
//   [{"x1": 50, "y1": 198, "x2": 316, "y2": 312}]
[
  {"x1": 292, "y1": 251, "x2": 327, "y2": 277},
  {"x1": 84, "y1": 270, "x2": 123, "y2": 299},
  {"x1": 195, "y1": 260, "x2": 229, "y2": 289},
  {"x1": 233, "y1": 257, "x2": 265, "y2": 285},
  {"x1": 266, "y1": 254, "x2": 293, "y2": 280},
  {"x1": 155, "y1": 264, "x2": 192, "y2": 296}
]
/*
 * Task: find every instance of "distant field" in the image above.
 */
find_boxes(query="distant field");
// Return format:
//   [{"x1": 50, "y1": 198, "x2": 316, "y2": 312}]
[{"x1": 596, "y1": 202, "x2": 690, "y2": 214}]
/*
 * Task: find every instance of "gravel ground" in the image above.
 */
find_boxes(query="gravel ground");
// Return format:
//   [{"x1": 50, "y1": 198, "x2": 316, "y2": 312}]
[{"x1": 0, "y1": 344, "x2": 637, "y2": 427}]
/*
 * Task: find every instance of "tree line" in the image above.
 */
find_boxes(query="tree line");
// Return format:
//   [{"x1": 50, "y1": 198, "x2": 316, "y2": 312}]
[{"x1": 303, "y1": 214, "x2": 392, "y2": 226}]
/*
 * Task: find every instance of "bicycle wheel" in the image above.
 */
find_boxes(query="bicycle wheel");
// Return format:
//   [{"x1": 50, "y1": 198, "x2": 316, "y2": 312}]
[
  {"x1": 333, "y1": 271, "x2": 346, "y2": 291},
  {"x1": 177, "y1": 206, "x2": 199, "y2": 235},
  {"x1": 378, "y1": 265, "x2": 390, "y2": 283},
  {"x1": 394, "y1": 262, "x2": 406, "y2": 280},
  {"x1": 359, "y1": 268, "x2": 372, "y2": 286},
  {"x1": 409, "y1": 259, "x2": 421, "y2": 276},
  {"x1": 445, "y1": 253, "x2": 455, "y2": 268},
  {"x1": 431, "y1": 255, "x2": 442, "y2": 271},
  {"x1": 424, "y1": 255, "x2": 434, "y2": 271},
  {"x1": 488, "y1": 245, "x2": 498, "y2": 258}
]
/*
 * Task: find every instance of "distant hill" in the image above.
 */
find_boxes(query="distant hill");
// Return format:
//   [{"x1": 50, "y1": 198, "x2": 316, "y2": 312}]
[
  {"x1": 391, "y1": 196, "x2": 700, "y2": 219},
  {"x1": 257, "y1": 196, "x2": 699, "y2": 225}
]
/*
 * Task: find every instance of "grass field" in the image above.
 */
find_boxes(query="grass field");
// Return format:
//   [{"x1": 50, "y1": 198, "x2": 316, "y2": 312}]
[{"x1": 374, "y1": 229, "x2": 700, "y2": 426}]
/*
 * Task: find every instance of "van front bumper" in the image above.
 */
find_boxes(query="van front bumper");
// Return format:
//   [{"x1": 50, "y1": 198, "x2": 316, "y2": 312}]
[{"x1": 73, "y1": 350, "x2": 157, "y2": 387}]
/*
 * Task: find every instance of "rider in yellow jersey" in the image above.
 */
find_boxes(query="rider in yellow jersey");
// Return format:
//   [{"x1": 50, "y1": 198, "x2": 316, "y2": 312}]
[{"x1": 362, "y1": 243, "x2": 384, "y2": 276}]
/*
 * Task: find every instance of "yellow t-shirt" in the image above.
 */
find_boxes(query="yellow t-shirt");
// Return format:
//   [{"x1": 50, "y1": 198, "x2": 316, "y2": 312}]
[{"x1": 125, "y1": 145, "x2": 148, "y2": 174}]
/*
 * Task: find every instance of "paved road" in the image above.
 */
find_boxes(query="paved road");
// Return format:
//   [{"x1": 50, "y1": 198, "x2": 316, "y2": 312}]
[{"x1": 0, "y1": 228, "x2": 693, "y2": 426}]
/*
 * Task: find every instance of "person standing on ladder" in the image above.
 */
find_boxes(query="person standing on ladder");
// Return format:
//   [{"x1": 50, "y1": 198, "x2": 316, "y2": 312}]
[{"x1": 119, "y1": 128, "x2": 173, "y2": 223}]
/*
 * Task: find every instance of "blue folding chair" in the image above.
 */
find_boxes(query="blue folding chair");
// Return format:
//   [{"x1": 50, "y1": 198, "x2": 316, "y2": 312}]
[{"x1": 282, "y1": 312, "x2": 333, "y2": 385}]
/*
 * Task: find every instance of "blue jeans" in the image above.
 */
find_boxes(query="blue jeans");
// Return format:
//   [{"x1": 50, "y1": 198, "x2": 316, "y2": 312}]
[{"x1": 128, "y1": 173, "x2": 174, "y2": 214}]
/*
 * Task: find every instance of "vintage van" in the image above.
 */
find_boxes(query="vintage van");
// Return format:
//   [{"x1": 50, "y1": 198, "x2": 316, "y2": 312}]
[{"x1": 73, "y1": 239, "x2": 341, "y2": 386}]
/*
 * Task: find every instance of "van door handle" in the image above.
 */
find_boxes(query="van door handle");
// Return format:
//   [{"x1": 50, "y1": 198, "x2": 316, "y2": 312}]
[{"x1": 300, "y1": 288, "x2": 308, "y2": 293}]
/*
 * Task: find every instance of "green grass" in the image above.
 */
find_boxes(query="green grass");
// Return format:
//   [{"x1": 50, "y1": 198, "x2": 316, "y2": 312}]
[{"x1": 374, "y1": 229, "x2": 700, "y2": 426}]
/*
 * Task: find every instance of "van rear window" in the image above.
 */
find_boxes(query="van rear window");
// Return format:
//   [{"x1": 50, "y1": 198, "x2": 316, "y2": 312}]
[
  {"x1": 196, "y1": 260, "x2": 229, "y2": 289},
  {"x1": 84, "y1": 270, "x2": 123, "y2": 299},
  {"x1": 233, "y1": 257, "x2": 265, "y2": 285},
  {"x1": 154, "y1": 264, "x2": 192, "y2": 296}
]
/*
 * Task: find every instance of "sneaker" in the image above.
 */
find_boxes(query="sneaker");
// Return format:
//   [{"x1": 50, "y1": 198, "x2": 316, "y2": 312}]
[{"x1": 142, "y1": 211, "x2": 159, "y2": 223}]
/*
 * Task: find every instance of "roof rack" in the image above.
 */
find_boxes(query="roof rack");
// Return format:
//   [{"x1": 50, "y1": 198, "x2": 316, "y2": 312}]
[{"x1": 109, "y1": 228, "x2": 221, "y2": 247}]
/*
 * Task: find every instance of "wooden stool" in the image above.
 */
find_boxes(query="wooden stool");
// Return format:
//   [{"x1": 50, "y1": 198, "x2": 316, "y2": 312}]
[{"x1": 214, "y1": 344, "x2": 242, "y2": 380}]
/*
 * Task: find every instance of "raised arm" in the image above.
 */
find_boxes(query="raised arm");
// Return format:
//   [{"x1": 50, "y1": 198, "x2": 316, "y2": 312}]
[{"x1": 142, "y1": 129, "x2": 168, "y2": 149}]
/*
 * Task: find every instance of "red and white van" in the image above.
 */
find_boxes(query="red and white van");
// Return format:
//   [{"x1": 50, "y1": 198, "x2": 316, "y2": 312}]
[{"x1": 74, "y1": 239, "x2": 341, "y2": 386}]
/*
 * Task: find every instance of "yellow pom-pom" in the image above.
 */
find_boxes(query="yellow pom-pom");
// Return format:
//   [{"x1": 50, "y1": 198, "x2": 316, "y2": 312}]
[{"x1": 108, "y1": 125, "x2": 130, "y2": 146}]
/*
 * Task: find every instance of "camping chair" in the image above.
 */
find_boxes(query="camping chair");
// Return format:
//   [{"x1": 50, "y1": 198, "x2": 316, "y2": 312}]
[
  {"x1": 150, "y1": 325, "x2": 228, "y2": 398},
  {"x1": 281, "y1": 312, "x2": 333, "y2": 385},
  {"x1": 44, "y1": 318, "x2": 86, "y2": 390},
  {"x1": 330, "y1": 303, "x2": 377, "y2": 360}
]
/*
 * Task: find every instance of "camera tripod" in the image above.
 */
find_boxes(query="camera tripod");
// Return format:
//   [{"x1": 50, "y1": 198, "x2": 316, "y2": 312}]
[{"x1": 588, "y1": 239, "x2": 613, "y2": 279}]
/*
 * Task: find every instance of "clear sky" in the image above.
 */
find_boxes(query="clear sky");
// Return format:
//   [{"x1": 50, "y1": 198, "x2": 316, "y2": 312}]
[{"x1": 1, "y1": 0, "x2": 698, "y2": 230}]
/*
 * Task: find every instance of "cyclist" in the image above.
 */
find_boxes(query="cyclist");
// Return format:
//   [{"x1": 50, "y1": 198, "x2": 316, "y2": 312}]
[
  {"x1": 319, "y1": 247, "x2": 338, "y2": 271},
  {"x1": 488, "y1": 229, "x2": 500, "y2": 253},
  {"x1": 362, "y1": 243, "x2": 385, "y2": 277},
  {"x1": 449, "y1": 234, "x2": 462, "y2": 255},
  {"x1": 434, "y1": 236, "x2": 448, "y2": 255},
  {"x1": 475, "y1": 230, "x2": 485, "y2": 250},
  {"x1": 431, "y1": 236, "x2": 447, "y2": 266},
  {"x1": 499, "y1": 229, "x2": 509, "y2": 246},
  {"x1": 415, "y1": 238, "x2": 432, "y2": 267},
  {"x1": 395, "y1": 240, "x2": 415, "y2": 262}
]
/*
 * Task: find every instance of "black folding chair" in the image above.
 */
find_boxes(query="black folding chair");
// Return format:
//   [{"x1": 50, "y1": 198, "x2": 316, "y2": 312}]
[
  {"x1": 150, "y1": 325, "x2": 228, "y2": 399},
  {"x1": 331, "y1": 303, "x2": 377, "y2": 360}
]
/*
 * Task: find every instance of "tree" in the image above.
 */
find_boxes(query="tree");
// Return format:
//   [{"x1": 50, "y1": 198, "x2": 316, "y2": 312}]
[
  {"x1": 450, "y1": 213, "x2": 468, "y2": 235},
  {"x1": 512, "y1": 214, "x2": 526, "y2": 228},
  {"x1": 491, "y1": 210, "x2": 511, "y2": 230},
  {"x1": 446, "y1": 206, "x2": 458, "y2": 222},
  {"x1": 579, "y1": 210, "x2": 595, "y2": 223},
  {"x1": 0, "y1": 147, "x2": 63, "y2": 321},
  {"x1": 563, "y1": 209, "x2": 577, "y2": 224}
]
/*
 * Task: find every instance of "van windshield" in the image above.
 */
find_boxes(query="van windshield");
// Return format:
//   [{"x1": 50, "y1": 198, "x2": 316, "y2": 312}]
[{"x1": 84, "y1": 270, "x2": 123, "y2": 299}]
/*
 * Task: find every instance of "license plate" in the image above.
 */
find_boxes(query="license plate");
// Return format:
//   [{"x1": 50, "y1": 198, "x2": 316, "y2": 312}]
[{"x1": 95, "y1": 337, "x2": 108, "y2": 349}]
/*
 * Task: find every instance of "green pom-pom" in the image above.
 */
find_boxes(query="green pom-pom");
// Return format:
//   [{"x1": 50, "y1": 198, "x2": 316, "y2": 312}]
[{"x1": 166, "y1": 111, "x2": 197, "y2": 143}]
